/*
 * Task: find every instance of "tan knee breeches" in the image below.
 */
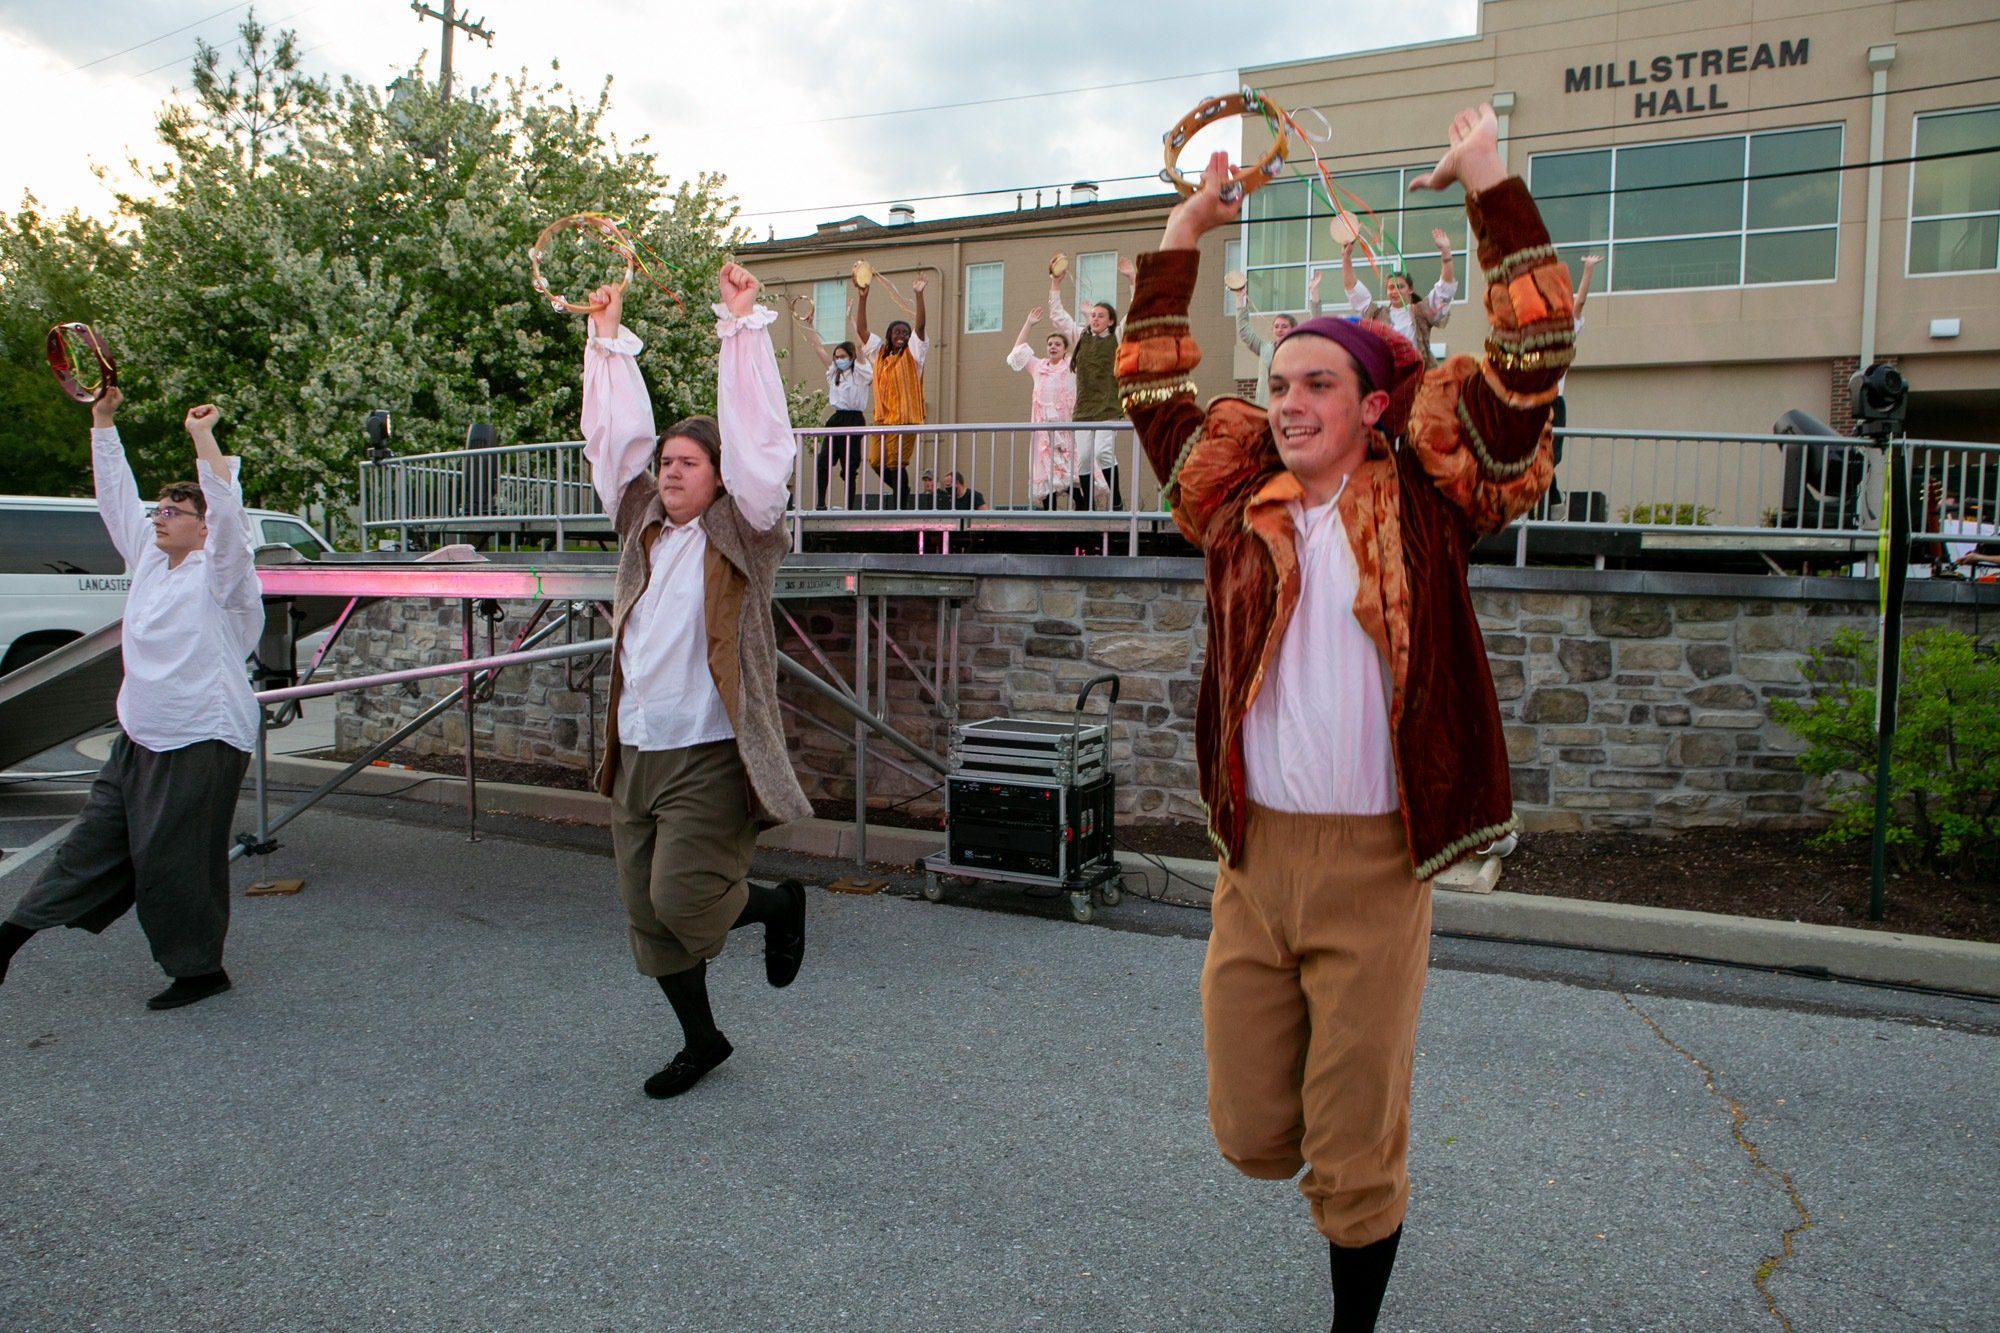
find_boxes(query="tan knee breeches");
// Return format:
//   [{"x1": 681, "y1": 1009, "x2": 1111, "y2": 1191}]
[{"x1": 1201, "y1": 806, "x2": 1432, "y2": 1247}]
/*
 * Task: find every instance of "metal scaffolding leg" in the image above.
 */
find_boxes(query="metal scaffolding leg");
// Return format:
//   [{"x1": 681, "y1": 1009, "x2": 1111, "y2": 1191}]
[
  {"x1": 854, "y1": 587, "x2": 868, "y2": 866},
  {"x1": 461, "y1": 599, "x2": 480, "y2": 842}
]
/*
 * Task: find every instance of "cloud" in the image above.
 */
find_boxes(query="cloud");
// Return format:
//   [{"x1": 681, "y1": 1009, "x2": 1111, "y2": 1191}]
[{"x1": 1, "y1": 1, "x2": 1481, "y2": 234}]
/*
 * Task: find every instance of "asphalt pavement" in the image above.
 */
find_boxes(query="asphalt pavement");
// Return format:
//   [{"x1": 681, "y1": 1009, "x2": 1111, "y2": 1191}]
[{"x1": 1, "y1": 782, "x2": 1995, "y2": 1332}]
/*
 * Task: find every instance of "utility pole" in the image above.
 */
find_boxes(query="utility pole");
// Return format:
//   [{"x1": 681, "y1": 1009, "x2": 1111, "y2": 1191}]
[{"x1": 409, "y1": 0, "x2": 493, "y2": 101}]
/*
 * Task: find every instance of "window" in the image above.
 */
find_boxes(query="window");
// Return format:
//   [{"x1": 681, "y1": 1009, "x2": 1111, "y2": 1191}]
[
  {"x1": 963, "y1": 261, "x2": 1004, "y2": 333},
  {"x1": 259, "y1": 519, "x2": 326, "y2": 560},
  {"x1": 1239, "y1": 166, "x2": 1470, "y2": 314},
  {"x1": 1909, "y1": 106, "x2": 2000, "y2": 276},
  {"x1": 811, "y1": 278, "x2": 847, "y2": 344},
  {"x1": 0, "y1": 509, "x2": 124, "y2": 575},
  {"x1": 1075, "y1": 251, "x2": 1119, "y2": 313},
  {"x1": 1530, "y1": 124, "x2": 1842, "y2": 292}
]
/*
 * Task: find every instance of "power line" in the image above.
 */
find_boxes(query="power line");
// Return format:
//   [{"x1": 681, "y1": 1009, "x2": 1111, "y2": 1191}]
[
  {"x1": 738, "y1": 71, "x2": 2000, "y2": 222},
  {"x1": 70, "y1": 1, "x2": 252, "y2": 71},
  {"x1": 745, "y1": 145, "x2": 2000, "y2": 257}
]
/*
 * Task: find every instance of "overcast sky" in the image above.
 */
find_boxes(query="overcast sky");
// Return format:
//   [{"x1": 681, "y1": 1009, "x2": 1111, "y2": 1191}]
[{"x1": 0, "y1": 1, "x2": 1479, "y2": 238}]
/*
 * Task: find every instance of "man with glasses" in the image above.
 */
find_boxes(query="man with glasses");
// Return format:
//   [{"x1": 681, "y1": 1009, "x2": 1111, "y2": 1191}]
[{"x1": 0, "y1": 387, "x2": 263, "y2": 1010}]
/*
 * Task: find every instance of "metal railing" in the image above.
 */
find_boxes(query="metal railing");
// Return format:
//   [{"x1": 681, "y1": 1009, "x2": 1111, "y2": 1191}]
[{"x1": 355, "y1": 426, "x2": 2000, "y2": 563}]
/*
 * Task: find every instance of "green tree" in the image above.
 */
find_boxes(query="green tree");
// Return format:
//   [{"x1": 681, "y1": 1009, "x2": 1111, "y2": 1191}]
[
  {"x1": 0, "y1": 202, "x2": 150, "y2": 496},
  {"x1": 1771, "y1": 627, "x2": 2000, "y2": 877},
  {"x1": 0, "y1": 13, "x2": 750, "y2": 538}
]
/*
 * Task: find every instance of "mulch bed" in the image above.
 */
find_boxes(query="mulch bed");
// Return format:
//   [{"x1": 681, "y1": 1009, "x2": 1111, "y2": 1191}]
[{"x1": 319, "y1": 749, "x2": 1997, "y2": 944}]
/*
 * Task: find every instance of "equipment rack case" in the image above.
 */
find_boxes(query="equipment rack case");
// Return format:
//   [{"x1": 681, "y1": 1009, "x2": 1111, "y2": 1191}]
[{"x1": 922, "y1": 674, "x2": 1124, "y2": 923}]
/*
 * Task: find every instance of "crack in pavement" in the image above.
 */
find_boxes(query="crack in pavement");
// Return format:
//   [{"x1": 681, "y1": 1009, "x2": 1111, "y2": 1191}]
[{"x1": 1622, "y1": 993, "x2": 1814, "y2": 1333}]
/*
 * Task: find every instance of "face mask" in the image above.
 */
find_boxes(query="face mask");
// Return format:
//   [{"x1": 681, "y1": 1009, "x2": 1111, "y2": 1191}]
[{"x1": 833, "y1": 357, "x2": 852, "y2": 371}]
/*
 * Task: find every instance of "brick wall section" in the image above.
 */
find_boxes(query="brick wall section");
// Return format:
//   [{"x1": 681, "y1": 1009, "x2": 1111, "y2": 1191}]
[
  {"x1": 333, "y1": 572, "x2": 1994, "y2": 834},
  {"x1": 1829, "y1": 355, "x2": 1899, "y2": 436}
]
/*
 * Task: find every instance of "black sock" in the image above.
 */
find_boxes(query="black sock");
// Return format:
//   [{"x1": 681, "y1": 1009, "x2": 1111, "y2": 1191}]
[
  {"x1": 656, "y1": 962, "x2": 720, "y2": 1051},
  {"x1": 1329, "y1": 1227, "x2": 1402, "y2": 1333},
  {"x1": 0, "y1": 922, "x2": 34, "y2": 984},
  {"x1": 731, "y1": 883, "x2": 786, "y2": 931}
]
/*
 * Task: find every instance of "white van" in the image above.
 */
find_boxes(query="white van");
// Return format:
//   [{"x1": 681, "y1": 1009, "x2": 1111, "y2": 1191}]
[{"x1": 0, "y1": 495, "x2": 335, "y2": 674}]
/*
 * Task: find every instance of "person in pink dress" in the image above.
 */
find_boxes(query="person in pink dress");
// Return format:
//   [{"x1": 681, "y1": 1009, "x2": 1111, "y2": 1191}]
[{"x1": 1004, "y1": 305, "x2": 1079, "y2": 506}]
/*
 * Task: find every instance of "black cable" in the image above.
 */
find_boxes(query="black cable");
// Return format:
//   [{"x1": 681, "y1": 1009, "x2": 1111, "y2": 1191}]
[
  {"x1": 1113, "y1": 833, "x2": 1216, "y2": 899},
  {"x1": 739, "y1": 72, "x2": 2000, "y2": 221},
  {"x1": 755, "y1": 144, "x2": 1999, "y2": 259}
]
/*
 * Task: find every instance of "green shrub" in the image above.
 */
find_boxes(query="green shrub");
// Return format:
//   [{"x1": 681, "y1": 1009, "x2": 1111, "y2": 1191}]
[
  {"x1": 1619, "y1": 502, "x2": 1714, "y2": 526},
  {"x1": 1771, "y1": 628, "x2": 2000, "y2": 876}
]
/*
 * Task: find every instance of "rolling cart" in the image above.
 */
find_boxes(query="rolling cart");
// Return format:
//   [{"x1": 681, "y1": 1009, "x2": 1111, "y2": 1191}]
[{"x1": 920, "y1": 674, "x2": 1124, "y2": 923}]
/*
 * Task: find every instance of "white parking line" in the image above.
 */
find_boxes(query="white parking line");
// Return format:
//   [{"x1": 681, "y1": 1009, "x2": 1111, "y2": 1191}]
[{"x1": 0, "y1": 821, "x2": 76, "y2": 879}]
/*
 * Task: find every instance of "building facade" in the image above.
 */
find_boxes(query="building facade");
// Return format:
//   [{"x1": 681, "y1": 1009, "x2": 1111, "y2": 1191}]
[{"x1": 1238, "y1": 0, "x2": 1999, "y2": 442}]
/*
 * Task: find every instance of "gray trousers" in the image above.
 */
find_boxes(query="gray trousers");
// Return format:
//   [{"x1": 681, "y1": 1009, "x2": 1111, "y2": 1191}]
[
  {"x1": 609, "y1": 741, "x2": 759, "y2": 977},
  {"x1": 8, "y1": 733, "x2": 249, "y2": 977}
]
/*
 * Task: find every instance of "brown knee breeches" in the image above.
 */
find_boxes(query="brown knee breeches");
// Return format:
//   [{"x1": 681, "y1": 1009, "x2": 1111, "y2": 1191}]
[
  {"x1": 1200, "y1": 806, "x2": 1432, "y2": 1247},
  {"x1": 609, "y1": 741, "x2": 758, "y2": 977}
]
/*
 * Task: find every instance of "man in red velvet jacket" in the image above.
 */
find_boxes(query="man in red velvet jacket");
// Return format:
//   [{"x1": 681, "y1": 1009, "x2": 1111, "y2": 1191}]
[{"x1": 1116, "y1": 105, "x2": 1570, "y2": 1330}]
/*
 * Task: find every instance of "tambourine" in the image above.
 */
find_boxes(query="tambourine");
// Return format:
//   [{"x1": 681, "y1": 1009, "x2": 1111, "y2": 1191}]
[
  {"x1": 851, "y1": 260, "x2": 874, "y2": 289},
  {"x1": 1328, "y1": 215, "x2": 1358, "y2": 248},
  {"x1": 1161, "y1": 87, "x2": 1291, "y2": 205},
  {"x1": 47, "y1": 323, "x2": 118, "y2": 404},
  {"x1": 1222, "y1": 270, "x2": 1248, "y2": 293},
  {"x1": 529, "y1": 214, "x2": 636, "y2": 315},
  {"x1": 783, "y1": 293, "x2": 816, "y2": 323},
  {"x1": 1048, "y1": 253, "x2": 1069, "y2": 279}
]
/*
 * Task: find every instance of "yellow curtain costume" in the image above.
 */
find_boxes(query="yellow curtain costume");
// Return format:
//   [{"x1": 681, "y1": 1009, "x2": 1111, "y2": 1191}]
[{"x1": 869, "y1": 346, "x2": 925, "y2": 469}]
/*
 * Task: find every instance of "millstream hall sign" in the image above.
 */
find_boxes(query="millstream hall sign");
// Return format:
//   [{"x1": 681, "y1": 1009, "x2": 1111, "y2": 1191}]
[{"x1": 1565, "y1": 39, "x2": 1811, "y2": 120}]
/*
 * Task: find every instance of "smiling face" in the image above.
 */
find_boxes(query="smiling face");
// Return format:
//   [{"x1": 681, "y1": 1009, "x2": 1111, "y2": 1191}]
[
  {"x1": 1271, "y1": 313, "x2": 1296, "y2": 340},
  {"x1": 1265, "y1": 334, "x2": 1390, "y2": 501},
  {"x1": 1385, "y1": 273, "x2": 1413, "y2": 308},
  {"x1": 885, "y1": 320, "x2": 911, "y2": 352},
  {"x1": 1087, "y1": 303, "x2": 1114, "y2": 335},
  {"x1": 656, "y1": 434, "x2": 721, "y2": 526}
]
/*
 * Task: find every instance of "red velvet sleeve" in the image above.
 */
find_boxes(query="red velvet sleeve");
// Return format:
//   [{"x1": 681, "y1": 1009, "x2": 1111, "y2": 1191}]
[{"x1": 1406, "y1": 177, "x2": 1573, "y2": 534}]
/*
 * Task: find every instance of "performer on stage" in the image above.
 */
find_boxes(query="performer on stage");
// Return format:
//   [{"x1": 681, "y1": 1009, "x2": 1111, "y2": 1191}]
[
  {"x1": 1234, "y1": 270, "x2": 1325, "y2": 406},
  {"x1": 581, "y1": 263, "x2": 815, "y2": 1100},
  {"x1": 1119, "y1": 105, "x2": 1567, "y2": 1330},
  {"x1": 798, "y1": 323, "x2": 872, "y2": 510},
  {"x1": 1, "y1": 390, "x2": 261, "y2": 1010},
  {"x1": 1049, "y1": 259, "x2": 1132, "y2": 510},
  {"x1": 1004, "y1": 305, "x2": 1079, "y2": 506},
  {"x1": 1341, "y1": 226, "x2": 1460, "y2": 370},
  {"x1": 854, "y1": 272, "x2": 928, "y2": 508}
]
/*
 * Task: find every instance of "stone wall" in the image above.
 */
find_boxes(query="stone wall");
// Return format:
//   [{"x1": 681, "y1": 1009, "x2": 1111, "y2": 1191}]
[{"x1": 331, "y1": 562, "x2": 1997, "y2": 834}]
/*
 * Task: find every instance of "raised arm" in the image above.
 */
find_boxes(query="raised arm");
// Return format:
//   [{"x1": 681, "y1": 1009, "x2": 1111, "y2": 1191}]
[
  {"x1": 1573, "y1": 253, "x2": 1601, "y2": 317},
  {"x1": 1306, "y1": 268, "x2": 1324, "y2": 319},
  {"x1": 1234, "y1": 290, "x2": 1266, "y2": 355},
  {"x1": 86, "y1": 386, "x2": 150, "y2": 566},
  {"x1": 183, "y1": 404, "x2": 259, "y2": 622},
  {"x1": 713, "y1": 262, "x2": 797, "y2": 533},
  {"x1": 1427, "y1": 227, "x2": 1459, "y2": 325},
  {"x1": 853, "y1": 273, "x2": 872, "y2": 348},
  {"x1": 1342, "y1": 241, "x2": 1371, "y2": 311},
  {"x1": 1117, "y1": 149, "x2": 1280, "y2": 546},
  {"x1": 1047, "y1": 276, "x2": 1081, "y2": 341},
  {"x1": 1405, "y1": 104, "x2": 1570, "y2": 533},
  {"x1": 1007, "y1": 307, "x2": 1046, "y2": 371},
  {"x1": 798, "y1": 317, "x2": 834, "y2": 368},
  {"x1": 578, "y1": 283, "x2": 658, "y2": 525},
  {"x1": 911, "y1": 274, "x2": 928, "y2": 342}
]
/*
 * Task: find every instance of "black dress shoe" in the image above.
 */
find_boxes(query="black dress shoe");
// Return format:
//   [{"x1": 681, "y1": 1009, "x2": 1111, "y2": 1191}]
[
  {"x1": 146, "y1": 970, "x2": 232, "y2": 1010},
  {"x1": 643, "y1": 1035, "x2": 733, "y2": 1099},
  {"x1": 765, "y1": 880, "x2": 806, "y2": 989}
]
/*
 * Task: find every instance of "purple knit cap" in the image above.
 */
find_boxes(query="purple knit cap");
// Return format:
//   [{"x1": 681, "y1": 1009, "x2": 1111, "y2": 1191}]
[{"x1": 1278, "y1": 316, "x2": 1394, "y2": 394}]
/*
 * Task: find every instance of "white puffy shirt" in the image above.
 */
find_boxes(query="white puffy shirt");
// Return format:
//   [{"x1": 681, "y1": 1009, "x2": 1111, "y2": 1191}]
[
  {"x1": 581, "y1": 308, "x2": 797, "y2": 753},
  {"x1": 92, "y1": 428, "x2": 262, "y2": 754},
  {"x1": 1241, "y1": 482, "x2": 1399, "y2": 816}
]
